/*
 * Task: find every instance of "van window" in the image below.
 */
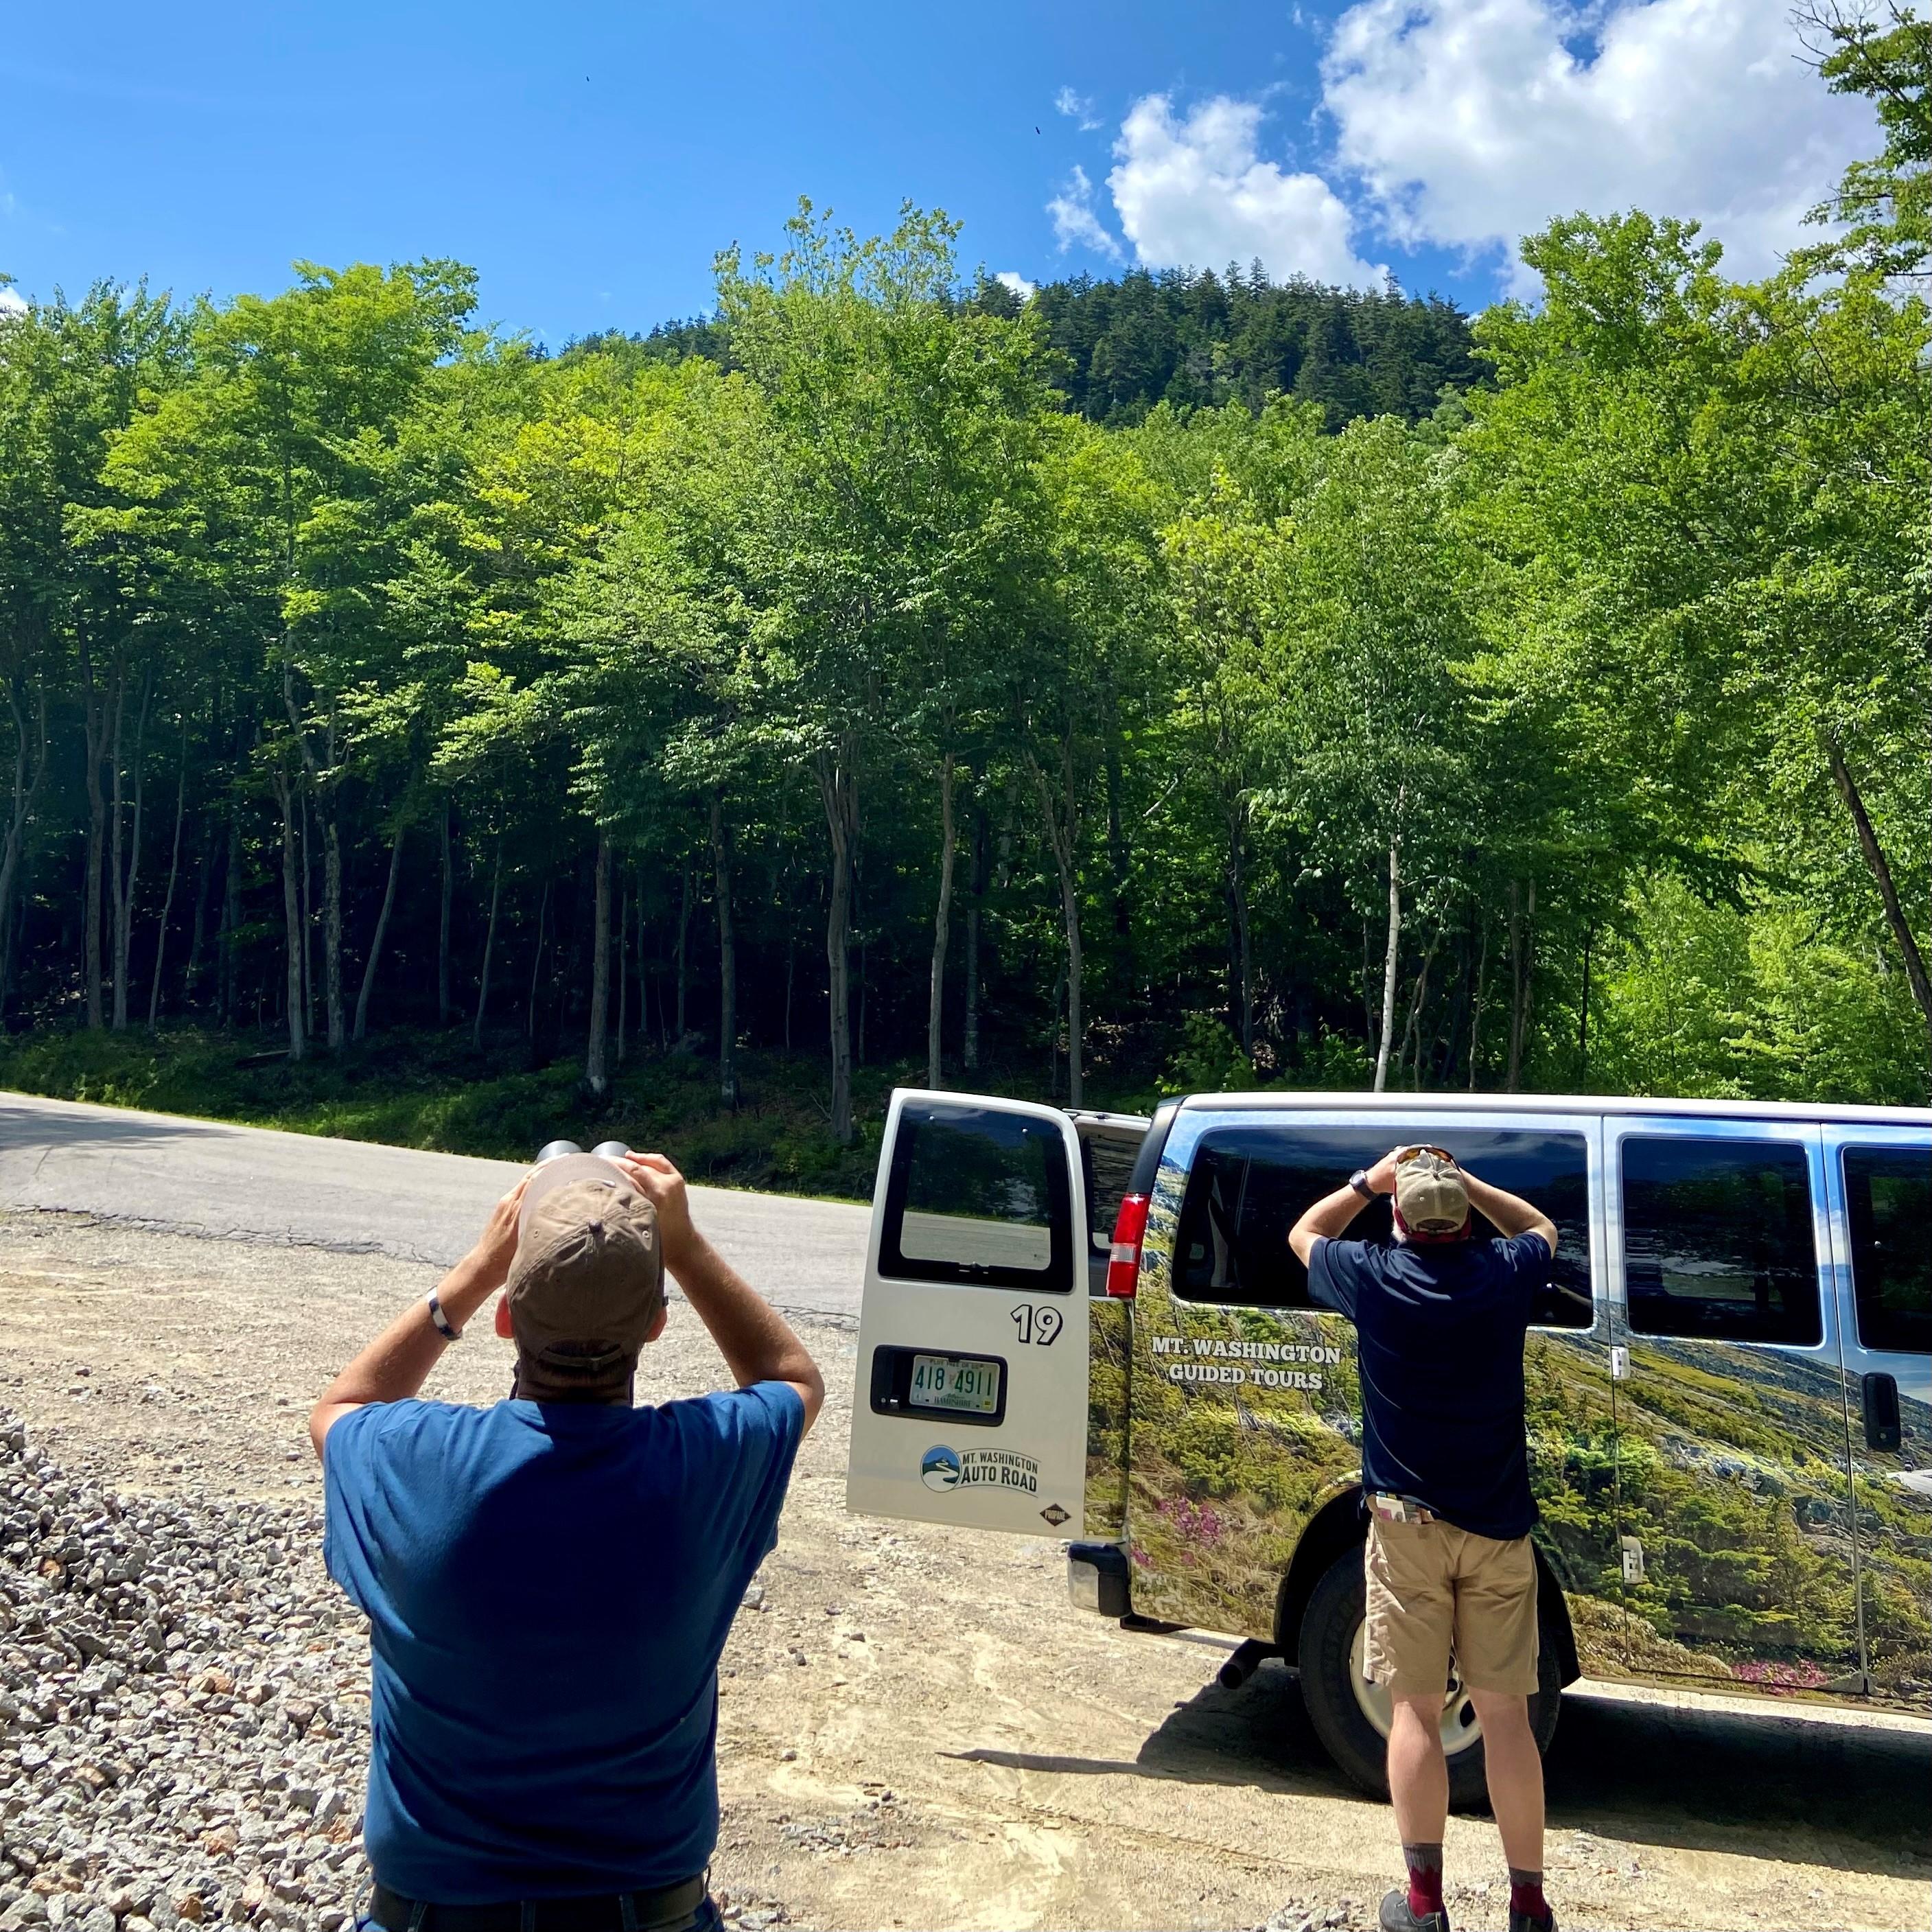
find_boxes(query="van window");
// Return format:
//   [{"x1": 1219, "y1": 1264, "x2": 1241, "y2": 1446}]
[
  {"x1": 1621, "y1": 1137, "x2": 1820, "y2": 1345},
  {"x1": 1844, "y1": 1146, "x2": 1932, "y2": 1355},
  {"x1": 1172, "y1": 1125, "x2": 1593, "y2": 1327},
  {"x1": 881, "y1": 1102, "x2": 1075, "y2": 1293},
  {"x1": 1082, "y1": 1130, "x2": 1145, "y2": 1256}
]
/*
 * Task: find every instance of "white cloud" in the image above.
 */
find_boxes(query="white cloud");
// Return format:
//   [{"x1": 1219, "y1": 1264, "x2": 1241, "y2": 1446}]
[
  {"x1": 0, "y1": 287, "x2": 25, "y2": 317},
  {"x1": 995, "y1": 270, "x2": 1038, "y2": 299},
  {"x1": 1107, "y1": 93, "x2": 1384, "y2": 288},
  {"x1": 1055, "y1": 85, "x2": 1103, "y2": 132},
  {"x1": 1321, "y1": 0, "x2": 1878, "y2": 289},
  {"x1": 1047, "y1": 165, "x2": 1124, "y2": 260}
]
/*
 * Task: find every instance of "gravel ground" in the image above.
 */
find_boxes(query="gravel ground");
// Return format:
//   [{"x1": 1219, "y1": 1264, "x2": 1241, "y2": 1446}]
[
  {"x1": 0, "y1": 1209, "x2": 1927, "y2": 1932},
  {"x1": 0, "y1": 1410, "x2": 366, "y2": 1932}
]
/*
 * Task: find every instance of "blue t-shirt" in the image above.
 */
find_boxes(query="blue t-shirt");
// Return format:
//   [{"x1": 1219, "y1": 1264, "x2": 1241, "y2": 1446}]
[
  {"x1": 1307, "y1": 1233, "x2": 1549, "y2": 1540},
  {"x1": 323, "y1": 1383, "x2": 804, "y2": 1900}
]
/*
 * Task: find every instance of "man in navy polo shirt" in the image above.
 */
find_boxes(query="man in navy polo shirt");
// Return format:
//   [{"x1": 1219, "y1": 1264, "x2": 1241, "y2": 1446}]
[
  {"x1": 311, "y1": 1149, "x2": 823, "y2": 1931},
  {"x1": 1290, "y1": 1145, "x2": 1559, "y2": 1932}
]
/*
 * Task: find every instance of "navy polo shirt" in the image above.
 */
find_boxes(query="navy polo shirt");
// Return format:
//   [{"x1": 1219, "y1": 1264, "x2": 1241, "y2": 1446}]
[{"x1": 1308, "y1": 1232, "x2": 1549, "y2": 1540}]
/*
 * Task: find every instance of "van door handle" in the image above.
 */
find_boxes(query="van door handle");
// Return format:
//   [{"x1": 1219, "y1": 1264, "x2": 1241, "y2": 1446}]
[{"x1": 1861, "y1": 1372, "x2": 1902, "y2": 1453}]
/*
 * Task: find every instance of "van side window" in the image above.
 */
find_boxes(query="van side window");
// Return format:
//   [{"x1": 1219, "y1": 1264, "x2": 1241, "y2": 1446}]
[
  {"x1": 1844, "y1": 1146, "x2": 1932, "y2": 1355},
  {"x1": 1172, "y1": 1126, "x2": 1593, "y2": 1327},
  {"x1": 880, "y1": 1102, "x2": 1074, "y2": 1293},
  {"x1": 1621, "y1": 1138, "x2": 1820, "y2": 1345},
  {"x1": 1082, "y1": 1131, "x2": 1145, "y2": 1257}
]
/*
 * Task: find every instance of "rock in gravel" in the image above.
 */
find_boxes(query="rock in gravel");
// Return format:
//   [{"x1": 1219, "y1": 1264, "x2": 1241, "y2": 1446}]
[{"x1": 0, "y1": 1410, "x2": 369, "y2": 1930}]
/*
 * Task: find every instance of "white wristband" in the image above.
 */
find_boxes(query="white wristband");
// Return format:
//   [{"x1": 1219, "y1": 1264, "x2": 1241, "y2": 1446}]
[{"x1": 426, "y1": 1290, "x2": 463, "y2": 1341}]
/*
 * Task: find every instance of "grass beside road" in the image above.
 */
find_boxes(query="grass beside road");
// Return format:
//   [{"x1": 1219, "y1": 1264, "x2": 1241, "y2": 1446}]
[{"x1": 0, "y1": 1025, "x2": 928, "y2": 1198}]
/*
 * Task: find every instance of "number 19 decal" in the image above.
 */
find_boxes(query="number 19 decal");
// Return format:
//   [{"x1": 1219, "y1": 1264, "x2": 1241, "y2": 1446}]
[{"x1": 1011, "y1": 1304, "x2": 1063, "y2": 1347}]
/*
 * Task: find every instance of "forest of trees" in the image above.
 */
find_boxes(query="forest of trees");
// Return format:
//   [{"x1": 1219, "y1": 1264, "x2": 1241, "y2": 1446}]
[
  {"x1": 0, "y1": 8, "x2": 1925, "y2": 1153},
  {"x1": 616, "y1": 266, "x2": 1482, "y2": 432}
]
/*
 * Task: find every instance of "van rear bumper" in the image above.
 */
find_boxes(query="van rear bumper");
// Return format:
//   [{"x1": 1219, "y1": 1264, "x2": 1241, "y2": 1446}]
[{"x1": 1067, "y1": 1541, "x2": 1131, "y2": 1618}]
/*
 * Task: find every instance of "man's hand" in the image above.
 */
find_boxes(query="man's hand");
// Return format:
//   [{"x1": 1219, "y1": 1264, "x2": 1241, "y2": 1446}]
[
  {"x1": 1365, "y1": 1150, "x2": 1401, "y2": 1196},
  {"x1": 618, "y1": 1152, "x2": 698, "y2": 1272},
  {"x1": 468, "y1": 1175, "x2": 529, "y2": 1292}
]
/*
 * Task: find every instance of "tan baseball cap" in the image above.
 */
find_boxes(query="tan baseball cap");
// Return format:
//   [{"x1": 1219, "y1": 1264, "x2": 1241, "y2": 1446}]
[
  {"x1": 505, "y1": 1156, "x2": 664, "y2": 1381},
  {"x1": 1393, "y1": 1146, "x2": 1470, "y2": 1238}
]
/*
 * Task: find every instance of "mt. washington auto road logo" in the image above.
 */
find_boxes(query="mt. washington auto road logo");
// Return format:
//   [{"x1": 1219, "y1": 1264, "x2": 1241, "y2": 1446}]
[{"x1": 920, "y1": 1444, "x2": 1039, "y2": 1493}]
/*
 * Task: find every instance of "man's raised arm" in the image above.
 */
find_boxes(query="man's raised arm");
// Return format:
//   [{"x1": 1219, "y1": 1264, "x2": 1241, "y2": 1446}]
[
  {"x1": 1460, "y1": 1169, "x2": 1559, "y2": 1258},
  {"x1": 1288, "y1": 1149, "x2": 1398, "y2": 1266},
  {"x1": 310, "y1": 1176, "x2": 528, "y2": 1456},
  {"x1": 620, "y1": 1153, "x2": 825, "y2": 1434}
]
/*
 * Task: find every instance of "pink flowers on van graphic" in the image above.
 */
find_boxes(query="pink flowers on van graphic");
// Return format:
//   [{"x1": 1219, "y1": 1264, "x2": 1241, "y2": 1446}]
[
  {"x1": 1156, "y1": 1495, "x2": 1227, "y2": 1544},
  {"x1": 1732, "y1": 1659, "x2": 1830, "y2": 1692}
]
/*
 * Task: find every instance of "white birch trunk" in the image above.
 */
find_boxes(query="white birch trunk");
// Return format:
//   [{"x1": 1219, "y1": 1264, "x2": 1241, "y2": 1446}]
[{"x1": 1373, "y1": 833, "x2": 1401, "y2": 1093}]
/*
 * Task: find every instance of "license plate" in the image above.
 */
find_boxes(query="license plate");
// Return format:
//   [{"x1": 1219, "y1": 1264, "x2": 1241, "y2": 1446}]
[{"x1": 907, "y1": 1353, "x2": 1001, "y2": 1415}]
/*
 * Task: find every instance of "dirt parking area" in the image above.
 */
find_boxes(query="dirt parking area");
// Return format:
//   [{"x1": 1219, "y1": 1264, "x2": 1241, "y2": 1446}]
[{"x1": 1, "y1": 1209, "x2": 1927, "y2": 1932}]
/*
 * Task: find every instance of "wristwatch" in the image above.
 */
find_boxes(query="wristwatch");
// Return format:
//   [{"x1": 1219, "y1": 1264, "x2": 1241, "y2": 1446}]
[{"x1": 1348, "y1": 1168, "x2": 1375, "y2": 1201}]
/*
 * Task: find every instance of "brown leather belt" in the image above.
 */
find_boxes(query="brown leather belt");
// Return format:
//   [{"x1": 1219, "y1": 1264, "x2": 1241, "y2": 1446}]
[{"x1": 369, "y1": 1877, "x2": 707, "y2": 1932}]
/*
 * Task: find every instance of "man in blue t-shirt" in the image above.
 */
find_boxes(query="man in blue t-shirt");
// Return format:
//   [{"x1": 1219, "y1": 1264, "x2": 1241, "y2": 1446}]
[
  {"x1": 1290, "y1": 1146, "x2": 1559, "y2": 1932},
  {"x1": 311, "y1": 1148, "x2": 823, "y2": 1931}
]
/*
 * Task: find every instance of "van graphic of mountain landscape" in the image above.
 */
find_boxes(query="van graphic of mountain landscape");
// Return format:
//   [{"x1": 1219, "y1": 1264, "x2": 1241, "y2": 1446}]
[{"x1": 920, "y1": 1445, "x2": 961, "y2": 1491}]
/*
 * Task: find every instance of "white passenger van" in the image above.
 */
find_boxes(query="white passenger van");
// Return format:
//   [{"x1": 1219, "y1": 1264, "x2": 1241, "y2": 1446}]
[{"x1": 846, "y1": 1090, "x2": 1932, "y2": 1800}]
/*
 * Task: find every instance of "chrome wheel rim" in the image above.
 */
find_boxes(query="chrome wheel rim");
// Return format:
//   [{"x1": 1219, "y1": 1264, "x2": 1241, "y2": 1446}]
[{"x1": 1349, "y1": 1619, "x2": 1485, "y2": 1755}]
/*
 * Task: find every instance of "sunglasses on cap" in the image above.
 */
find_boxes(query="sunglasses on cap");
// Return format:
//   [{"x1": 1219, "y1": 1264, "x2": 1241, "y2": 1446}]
[{"x1": 1395, "y1": 1144, "x2": 1458, "y2": 1166}]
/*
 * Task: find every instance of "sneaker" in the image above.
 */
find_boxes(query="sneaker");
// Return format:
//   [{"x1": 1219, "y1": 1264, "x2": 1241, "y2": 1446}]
[
  {"x1": 1506, "y1": 1911, "x2": 1556, "y2": 1932},
  {"x1": 1380, "y1": 1887, "x2": 1451, "y2": 1932}
]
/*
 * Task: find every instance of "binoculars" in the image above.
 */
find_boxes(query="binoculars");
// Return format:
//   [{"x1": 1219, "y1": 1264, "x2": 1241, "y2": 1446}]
[{"x1": 536, "y1": 1139, "x2": 634, "y2": 1165}]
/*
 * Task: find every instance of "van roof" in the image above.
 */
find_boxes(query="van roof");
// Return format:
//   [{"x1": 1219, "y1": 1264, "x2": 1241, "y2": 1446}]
[
  {"x1": 1173, "y1": 1091, "x2": 1932, "y2": 1128},
  {"x1": 1066, "y1": 1108, "x2": 1157, "y2": 1134}
]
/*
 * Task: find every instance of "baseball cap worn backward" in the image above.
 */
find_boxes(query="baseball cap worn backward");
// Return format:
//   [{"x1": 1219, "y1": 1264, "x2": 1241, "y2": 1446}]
[
  {"x1": 507, "y1": 1157, "x2": 664, "y2": 1377},
  {"x1": 1395, "y1": 1147, "x2": 1470, "y2": 1235}
]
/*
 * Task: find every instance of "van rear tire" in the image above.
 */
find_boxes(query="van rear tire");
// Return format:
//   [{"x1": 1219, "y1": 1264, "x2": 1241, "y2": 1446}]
[{"x1": 1296, "y1": 1544, "x2": 1562, "y2": 1808}]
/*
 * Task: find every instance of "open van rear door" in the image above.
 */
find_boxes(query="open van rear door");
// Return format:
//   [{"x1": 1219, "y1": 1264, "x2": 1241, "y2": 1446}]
[{"x1": 846, "y1": 1090, "x2": 1089, "y2": 1533}]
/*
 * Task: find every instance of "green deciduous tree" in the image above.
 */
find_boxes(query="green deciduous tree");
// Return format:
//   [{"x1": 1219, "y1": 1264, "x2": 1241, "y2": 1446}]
[
  {"x1": 1460, "y1": 209, "x2": 1931, "y2": 1076},
  {"x1": 0, "y1": 43, "x2": 1921, "y2": 1132},
  {"x1": 110, "y1": 261, "x2": 477, "y2": 1052}
]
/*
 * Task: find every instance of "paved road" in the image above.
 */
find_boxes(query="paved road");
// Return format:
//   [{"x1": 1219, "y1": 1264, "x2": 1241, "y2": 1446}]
[{"x1": 0, "y1": 1091, "x2": 872, "y2": 1322}]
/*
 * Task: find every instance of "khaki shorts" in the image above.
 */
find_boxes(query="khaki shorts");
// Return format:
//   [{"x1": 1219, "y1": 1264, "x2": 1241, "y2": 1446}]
[{"x1": 1363, "y1": 1510, "x2": 1539, "y2": 1700}]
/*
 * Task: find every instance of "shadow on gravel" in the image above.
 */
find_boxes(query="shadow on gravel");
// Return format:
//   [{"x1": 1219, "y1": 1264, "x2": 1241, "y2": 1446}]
[
  {"x1": 947, "y1": 1658, "x2": 1338, "y2": 1799},
  {"x1": 951, "y1": 1662, "x2": 1932, "y2": 1880}
]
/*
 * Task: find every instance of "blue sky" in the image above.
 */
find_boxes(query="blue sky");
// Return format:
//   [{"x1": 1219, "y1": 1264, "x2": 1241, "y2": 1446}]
[{"x1": 0, "y1": 1, "x2": 1878, "y2": 343}]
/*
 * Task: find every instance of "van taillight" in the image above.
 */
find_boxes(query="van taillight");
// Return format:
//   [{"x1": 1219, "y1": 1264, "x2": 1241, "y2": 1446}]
[{"x1": 1106, "y1": 1194, "x2": 1150, "y2": 1299}]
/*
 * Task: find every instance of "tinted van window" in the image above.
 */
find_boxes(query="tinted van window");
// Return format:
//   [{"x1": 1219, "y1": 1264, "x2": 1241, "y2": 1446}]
[
  {"x1": 881, "y1": 1102, "x2": 1074, "y2": 1292},
  {"x1": 1172, "y1": 1125, "x2": 1592, "y2": 1327},
  {"x1": 1083, "y1": 1130, "x2": 1145, "y2": 1257},
  {"x1": 1622, "y1": 1137, "x2": 1820, "y2": 1345},
  {"x1": 1845, "y1": 1145, "x2": 1932, "y2": 1355}
]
